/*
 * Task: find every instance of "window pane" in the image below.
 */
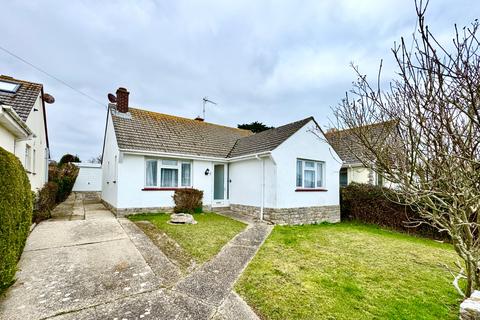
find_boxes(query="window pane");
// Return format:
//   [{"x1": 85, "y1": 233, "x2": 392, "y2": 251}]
[
  {"x1": 305, "y1": 161, "x2": 315, "y2": 168},
  {"x1": 296, "y1": 160, "x2": 303, "y2": 187},
  {"x1": 145, "y1": 161, "x2": 157, "y2": 186},
  {"x1": 162, "y1": 159, "x2": 178, "y2": 166},
  {"x1": 161, "y1": 168, "x2": 178, "y2": 187},
  {"x1": 0, "y1": 80, "x2": 19, "y2": 93},
  {"x1": 316, "y1": 162, "x2": 323, "y2": 187},
  {"x1": 181, "y1": 163, "x2": 191, "y2": 186},
  {"x1": 25, "y1": 145, "x2": 32, "y2": 171},
  {"x1": 304, "y1": 170, "x2": 315, "y2": 188}
]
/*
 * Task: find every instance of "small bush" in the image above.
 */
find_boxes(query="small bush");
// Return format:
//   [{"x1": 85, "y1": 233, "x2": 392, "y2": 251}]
[
  {"x1": 0, "y1": 147, "x2": 32, "y2": 292},
  {"x1": 341, "y1": 183, "x2": 445, "y2": 239},
  {"x1": 173, "y1": 188, "x2": 203, "y2": 213},
  {"x1": 33, "y1": 182, "x2": 58, "y2": 223},
  {"x1": 49, "y1": 163, "x2": 79, "y2": 203}
]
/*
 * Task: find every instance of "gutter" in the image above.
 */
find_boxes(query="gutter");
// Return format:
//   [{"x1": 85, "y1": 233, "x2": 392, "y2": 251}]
[
  {"x1": 0, "y1": 105, "x2": 34, "y2": 139},
  {"x1": 119, "y1": 148, "x2": 271, "y2": 163}
]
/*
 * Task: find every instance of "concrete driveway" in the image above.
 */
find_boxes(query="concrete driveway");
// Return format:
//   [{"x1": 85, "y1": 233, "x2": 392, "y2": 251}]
[{"x1": 0, "y1": 193, "x2": 271, "y2": 320}]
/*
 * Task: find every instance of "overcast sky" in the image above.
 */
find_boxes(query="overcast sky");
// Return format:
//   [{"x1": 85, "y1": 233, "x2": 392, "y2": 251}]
[{"x1": 0, "y1": 0, "x2": 477, "y2": 161}]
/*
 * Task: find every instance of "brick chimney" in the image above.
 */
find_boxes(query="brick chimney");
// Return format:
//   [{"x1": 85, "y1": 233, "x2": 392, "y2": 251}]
[{"x1": 116, "y1": 87, "x2": 129, "y2": 113}]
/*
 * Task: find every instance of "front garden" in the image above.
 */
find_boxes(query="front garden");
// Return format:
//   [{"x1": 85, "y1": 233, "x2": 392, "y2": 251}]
[
  {"x1": 128, "y1": 212, "x2": 246, "y2": 269},
  {"x1": 235, "y1": 222, "x2": 459, "y2": 320}
]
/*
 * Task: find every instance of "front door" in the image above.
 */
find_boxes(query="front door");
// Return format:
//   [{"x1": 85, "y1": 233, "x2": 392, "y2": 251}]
[{"x1": 213, "y1": 164, "x2": 228, "y2": 206}]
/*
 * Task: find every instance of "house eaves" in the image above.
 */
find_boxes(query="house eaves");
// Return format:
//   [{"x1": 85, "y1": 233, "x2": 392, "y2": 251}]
[
  {"x1": 119, "y1": 148, "x2": 271, "y2": 163},
  {"x1": 0, "y1": 105, "x2": 34, "y2": 139}
]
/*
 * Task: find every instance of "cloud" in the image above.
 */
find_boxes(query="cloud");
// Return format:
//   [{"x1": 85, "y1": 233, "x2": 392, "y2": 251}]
[{"x1": 0, "y1": 0, "x2": 476, "y2": 160}]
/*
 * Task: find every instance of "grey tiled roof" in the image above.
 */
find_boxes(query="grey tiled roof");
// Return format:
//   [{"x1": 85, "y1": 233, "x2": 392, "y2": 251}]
[
  {"x1": 111, "y1": 107, "x2": 253, "y2": 158},
  {"x1": 324, "y1": 121, "x2": 396, "y2": 165},
  {"x1": 0, "y1": 75, "x2": 42, "y2": 121},
  {"x1": 111, "y1": 107, "x2": 314, "y2": 159},
  {"x1": 227, "y1": 117, "x2": 313, "y2": 158}
]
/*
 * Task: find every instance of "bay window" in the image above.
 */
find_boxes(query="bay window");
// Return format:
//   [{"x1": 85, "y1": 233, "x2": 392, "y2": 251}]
[
  {"x1": 145, "y1": 158, "x2": 191, "y2": 188},
  {"x1": 296, "y1": 159, "x2": 325, "y2": 188}
]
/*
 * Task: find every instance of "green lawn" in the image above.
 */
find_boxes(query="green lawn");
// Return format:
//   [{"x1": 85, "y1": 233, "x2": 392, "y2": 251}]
[
  {"x1": 129, "y1": 212, "x2": 246, "y2": 265},
  {"x1": 235, "y1": 222, "x2": 460, "y2": 320}
]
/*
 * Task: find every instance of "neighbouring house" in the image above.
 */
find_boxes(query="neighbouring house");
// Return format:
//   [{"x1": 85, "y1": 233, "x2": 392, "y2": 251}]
[
  {"x1": 72, "y1": 162, "x2": 102, "y2": 192},
  {"x1": 0, "y1": 75, "x2": 51, "y2": 191},
  {"x1": 324, "y1": 121, "x2": 395, "y2": 187},
  {"x1": 101, "y1": 87, "x2": 342, "y2": 225}
]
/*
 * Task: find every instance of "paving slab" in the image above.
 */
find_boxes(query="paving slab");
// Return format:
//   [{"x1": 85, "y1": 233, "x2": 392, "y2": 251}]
[
  {"x1": 212, "y1": 292, "x2": 260, "y2": 320},
  {"x1": 49, "y1": 288, "x2": 214, "y2": 320},
  {"x1": 175, "y1": 224, "x2": 272, "y2": 306},
  {"x1": 24, "y1": 219, "x2": 127, "y2": 251},
  {"x1": 84, "y1": 209, "x2": 115, "y2": 220},
  {"x1": 118, "y1": 218, "x2": 182, "y2": 287},
  {"x1": 0, "y1": 239, "x2": 159, "y2": 320}
]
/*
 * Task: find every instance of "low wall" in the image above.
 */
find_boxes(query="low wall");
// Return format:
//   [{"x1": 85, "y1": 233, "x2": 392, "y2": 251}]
[
  {"x1": 230, "y1": 204, "x2": 340, "y2": 225},
  {"x1": 102, "y1": 199, "x2": 211, "y2": 217}
]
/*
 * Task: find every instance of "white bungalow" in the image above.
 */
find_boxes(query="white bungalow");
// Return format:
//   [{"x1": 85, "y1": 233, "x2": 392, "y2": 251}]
[{"x1": 101, "y1": 88, "x2": 342, "y2": 225}]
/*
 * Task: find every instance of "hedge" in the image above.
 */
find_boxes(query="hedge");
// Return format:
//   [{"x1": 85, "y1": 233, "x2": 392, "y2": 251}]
[
  {"x1": 341, "y1": 183, "x2": 446, "y2": 239},
  {"x1": 0, "y1": 147, "x2": 32, "y2": 292},
  {"x1": 173, "y1": 188, "x2": 203, "y2": 213},
  {"x1": 48, "y1": 162, "x2": 79, "y2": 203},
  {"x1": 33, "y1": 182, "x2": 58, "y2": 223}
]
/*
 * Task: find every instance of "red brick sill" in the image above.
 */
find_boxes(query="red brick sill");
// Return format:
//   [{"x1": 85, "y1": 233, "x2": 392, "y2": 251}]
[
  {"x1": 295, "y1": 188, "x2": 328, "y2": 192},
  {"x1": 142, "y1": 187, "x2": 192, "y2": 191}
]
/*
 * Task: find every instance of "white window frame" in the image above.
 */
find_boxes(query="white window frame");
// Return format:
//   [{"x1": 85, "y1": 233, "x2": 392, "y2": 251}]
[
  {"x1": 296, "y1": 158, "x2": 325, "y2": 189},
  {"x1": 144, "y1": 158, "x2": 192, "y2": 188}
]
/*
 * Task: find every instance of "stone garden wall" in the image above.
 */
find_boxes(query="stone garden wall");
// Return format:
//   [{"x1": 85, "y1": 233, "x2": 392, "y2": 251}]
[{"x1": 230, "y1": 204, "x2": 340, "y2": 225}]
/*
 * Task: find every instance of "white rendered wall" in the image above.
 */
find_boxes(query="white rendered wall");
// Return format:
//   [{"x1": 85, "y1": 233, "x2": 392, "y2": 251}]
[
  {"x1": 101, "y1": 112, "x2": 119, "y2": 207},
  {"x1": 193, "y1": 160, "x2": 213, "y2": 207},
  {"x1": 116, "y1": 154, "x2": 215, "y2": 210},
  {"x1": 0, "y1": 124, "x2": 15, "y2": 153},
  {"x1": 14, "y1": 95, "x2": 48, "y2": 191},
  {"x1": 73, "y1": 164, "x2": 102, "y2": 191},
  {"x1": 272, "y1": 120, "x2": 342, "y2": 208},
  {"x1": 229, "y1": 157, "x2": 276, "y2": 208}
]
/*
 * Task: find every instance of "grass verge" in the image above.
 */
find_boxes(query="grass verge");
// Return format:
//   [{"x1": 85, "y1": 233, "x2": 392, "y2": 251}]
[{"x1": 235, "y1": 222, "x2": 460, "y2": 320}]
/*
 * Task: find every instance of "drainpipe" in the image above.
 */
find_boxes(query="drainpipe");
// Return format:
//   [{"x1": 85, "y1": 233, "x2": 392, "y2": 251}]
[{"x1": 255, "y1": 154, "x2": 265, "y2": 221}]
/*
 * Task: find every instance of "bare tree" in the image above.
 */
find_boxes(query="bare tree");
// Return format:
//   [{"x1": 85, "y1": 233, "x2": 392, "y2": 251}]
[
  {"x1": 331, "y1": 0, "x2": 480, "y2": 297},
  {"x1": 87, "y1": 155, "x2": 102, "y2": 164}
]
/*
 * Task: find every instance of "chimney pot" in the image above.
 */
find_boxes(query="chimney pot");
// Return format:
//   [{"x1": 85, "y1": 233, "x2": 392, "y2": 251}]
[{"x1": 116, "y1": 87, "x2": 129, "y2": 113}]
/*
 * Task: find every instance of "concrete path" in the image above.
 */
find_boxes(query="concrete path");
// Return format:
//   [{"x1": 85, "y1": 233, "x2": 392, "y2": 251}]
[{"x1": 0, "y1": 193, "x2": 272, "y2": 319}]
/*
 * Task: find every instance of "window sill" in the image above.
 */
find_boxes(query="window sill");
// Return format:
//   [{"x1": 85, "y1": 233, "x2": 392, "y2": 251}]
[
  {"x1": 295, "y1": 188, "x2": 328, "y2": 192},
  {"x1": 142, "y1": 187, "x2": 192, "y2": 191}
]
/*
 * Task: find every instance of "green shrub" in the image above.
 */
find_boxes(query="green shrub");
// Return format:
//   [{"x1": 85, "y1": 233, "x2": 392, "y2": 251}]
[
  {"x1": 173, "y1": 188, "x2": 203, "y2": 213},
  {"x1": 49, "y1": 163, "x2": 79, "y2": 203},
  {"x1": 341, "y1": 183, "x2": 446, "y2": 239},
  {"x1": 33, "y1": 182, "x2": 58, "y2": 223},
  {"x1": 0, "y1": 147, "x2": 32, "y2": 292}
]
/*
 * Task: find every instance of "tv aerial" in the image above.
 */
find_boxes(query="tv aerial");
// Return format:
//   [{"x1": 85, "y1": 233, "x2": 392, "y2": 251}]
[{"x1": 202, "y1": 97, "x2": 217, "y2": 120}]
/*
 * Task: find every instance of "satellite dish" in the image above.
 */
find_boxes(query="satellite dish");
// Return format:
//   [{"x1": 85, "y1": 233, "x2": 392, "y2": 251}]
[
  {"x1": 43, "y1": 93, "x2": 55, "y2": 104},
  {"x1": 108, "y1": 93, "x2": 117, "y2": 103}
]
